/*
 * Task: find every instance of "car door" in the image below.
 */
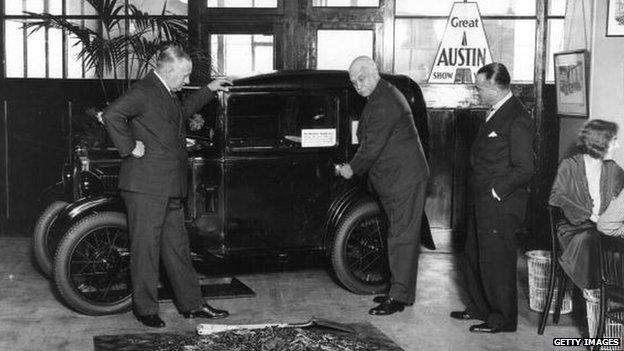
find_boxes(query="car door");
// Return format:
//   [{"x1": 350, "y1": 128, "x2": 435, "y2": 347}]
[
  {"x1": 184, "y1": 94, "x2": 226, "y2": 254},
  {"x1": 222, "y1": 90, "x2": 341, "y2": 253}
]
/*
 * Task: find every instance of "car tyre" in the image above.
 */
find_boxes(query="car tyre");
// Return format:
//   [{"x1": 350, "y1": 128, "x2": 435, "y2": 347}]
[
  {"x1": 33, "y1": 200, "x2": 68, "y2": 278},
  {"x1": 53, "y1": 211, "x2": 132, "y2": 315},
  {"x1": 330, "y1": 201, "x2": 390, "y2": 294}
]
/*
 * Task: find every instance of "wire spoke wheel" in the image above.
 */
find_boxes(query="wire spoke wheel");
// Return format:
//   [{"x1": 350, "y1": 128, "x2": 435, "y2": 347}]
[
  {"x1": 54, "y1": 212, "x2": 132, "y2": 315},
  {"x1": 68, "y1": 226, "x2": 131, "y2": 304},
  {"x1": 331, "y1": 201, "x2": 390, "y2": 294},
  {"x1": 345, "y1": 216, "x2": 389, "y2": 286}
]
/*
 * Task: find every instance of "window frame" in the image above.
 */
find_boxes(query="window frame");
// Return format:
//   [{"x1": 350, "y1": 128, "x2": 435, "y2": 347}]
[
  {"x1": 201, "y1": 23, "x2": 279, "y2": 77},
  {"x1": 392, "y1": 1, "x2": 565, "y2": 84},
  {"x1": 1, "y1": 0, "x2": 187, "y2": 79},
  {"x1": 311, "y1": 0, "x2": 380, "y2": 8},
  {"x1": 315, "y1": 27, "x2": 377, "y2": 70},
  {"x1": 203, "y1": 0, "x2": 285, "y2": 16},
  {"x1": 223, "y1": 90, "x2": 340, "y2": 153}
]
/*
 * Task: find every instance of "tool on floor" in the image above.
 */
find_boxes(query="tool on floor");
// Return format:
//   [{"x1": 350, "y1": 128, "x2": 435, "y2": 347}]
[{"x1": 196, "y1": 317, "x2": 356, "y2": 335}]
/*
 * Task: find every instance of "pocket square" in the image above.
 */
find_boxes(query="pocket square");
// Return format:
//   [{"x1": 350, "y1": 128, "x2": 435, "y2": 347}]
[{"x1": 487, "y1": 131, "x2": 498, "y2": 138}]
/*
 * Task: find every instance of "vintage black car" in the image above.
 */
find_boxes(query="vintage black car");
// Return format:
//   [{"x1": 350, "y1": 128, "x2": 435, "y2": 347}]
[{"x1": 33, "y1": 70, "x2": 431, "y2": 315}]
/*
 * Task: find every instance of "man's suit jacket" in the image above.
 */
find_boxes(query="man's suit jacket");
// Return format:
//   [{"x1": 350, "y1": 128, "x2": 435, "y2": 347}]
[
  {"x1": 350, "y1": 79, "x2": 430, "y2": 196},
  {"x1": 103, "y1": 71, "x2": 214, "y2": 197},
  {"x1": 470, "y1": 95, "x2": 534, "y2": 204}
]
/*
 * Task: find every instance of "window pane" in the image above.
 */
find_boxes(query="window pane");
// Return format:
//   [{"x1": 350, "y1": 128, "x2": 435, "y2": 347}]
[
  {"x1": 5, "y1": 1, "x2": 23, "y2": 15},
  {"x1": 25, "y1": 0, "x2": 45, "y2": 13},
  {"x1": 396, "y1": 0, "x2": 535, "y2": 16},
  {"x1": 207, "y1": 0, "x2": 277, "y2": 8},
  {"x1": 284, "y1": 94, "x2": 338, "y2": 148},
  {"x1": 5, "y1": 0, "x2": 71, "y2": 15},
  {"x1": 129, "y1": 0, "x2": 187, "y2": 15},
  {"x1": 227, "y1": 93, "x2": 337, "y2": 148},
  {"x1": 394, "y1": 19, "x2": 535, "y2": 82},
  {"x1": 227, "y1": 94, "x2": 282, "y2": 147},
  {"x1": 394, "y1": 19, "x2": 445, "y2": 82},
  {"x1": 210, "y1": 34, "x2": 274, "y2": 78},
  {"x1": 546, "y1": 19, "x2": 564, "y2": 83},
  {"x1": 102, "y1": 22, "x2": 127, "y2": 79},
  {"x1": 48, "y1": 0, "x2": 63, "y2": 15},
  {"x1": 67, "y1": 20, "x2": 98, "y2": 78},
  {"x1": 128, "y1": 30, "x2": 159, "y2": 80},
  {"x1": 67, "y1": 0, "x2": 97, "y2": 15},
  {"x1": 49, "y1": 27, "x2": 63, "y2": 78},
  {"x1": 312, "y1": 0, "x2": 379, "y2": 7},
  {"x1": 27, "y1": 25, "x2": 46, "y2": 78},
  {"x1": 317, "y1": 30, "x2": 373, "y2": 70},
  {"x1": 5, "y1": 21, "x2": 25, "y2": 77},
  {"x1": 549, "y1": 0, "x2": 566, "y2": 16},
  {"x1": 484, "y1": 19, "x2": 535, "y2": 82}
]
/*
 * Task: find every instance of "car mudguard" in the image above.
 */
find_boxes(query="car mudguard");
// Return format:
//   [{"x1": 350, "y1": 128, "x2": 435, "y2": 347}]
[
  {"x1": 323, "y1": 181, "x2": 435, "y2": 251},
  {"x1": 322, "y1": 181, "x2": 374, "y2": 253},
  {"x1": 47, "y1": 195, "x2": 126, "y2": 257}
]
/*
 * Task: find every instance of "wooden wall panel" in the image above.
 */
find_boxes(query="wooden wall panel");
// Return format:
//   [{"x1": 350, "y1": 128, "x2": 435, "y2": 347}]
[
  {"x1": 425, "y1": 109, "x2": 454, "y2": 229},
  {"x1": 5, "y1": 99, "x2": 67, "y2": 223}
]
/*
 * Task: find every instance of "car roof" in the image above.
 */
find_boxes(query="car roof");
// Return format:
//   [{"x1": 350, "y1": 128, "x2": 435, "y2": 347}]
[{"x1": 230, "y1": 70, "x2": 412, "y2": 91}]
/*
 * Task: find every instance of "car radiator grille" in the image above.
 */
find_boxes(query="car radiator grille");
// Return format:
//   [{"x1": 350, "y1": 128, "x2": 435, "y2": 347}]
[{"x1": 100, "y1": 174, "x2": 119, "y2": 193}]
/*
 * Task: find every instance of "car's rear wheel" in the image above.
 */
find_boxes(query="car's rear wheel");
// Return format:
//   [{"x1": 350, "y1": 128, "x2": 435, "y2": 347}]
[
  {"x1": 330, "y1": 201, "x2": 390, "y2": 294},
  {"x1": 33, "y1": 200, "x2": 68, "y2": 278},
  {"x1": 53, "y1": 212, "x2": 132, "y2": 315}
]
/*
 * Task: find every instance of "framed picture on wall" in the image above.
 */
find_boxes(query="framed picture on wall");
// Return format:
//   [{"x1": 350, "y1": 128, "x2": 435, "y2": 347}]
[
  {"x1": 554, "y1": 50, "x2": 589, "y2": 117},
  {"x1": 607, "y1": 0, "x2": 624, "y2": 36}
]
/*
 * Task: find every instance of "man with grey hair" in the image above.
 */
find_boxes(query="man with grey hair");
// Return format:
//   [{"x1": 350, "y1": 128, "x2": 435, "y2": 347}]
[
  {"x1": 103, "y1": 46, "x2": 231, "y2": 328},
  {"x1": 337, "y1": 56, "x2": 430, "y2": 315}
]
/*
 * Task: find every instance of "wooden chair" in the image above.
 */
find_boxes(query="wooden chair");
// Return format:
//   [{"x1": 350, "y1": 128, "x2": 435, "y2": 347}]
[
  {"x1": 595, "y1": 234, "x2": 624, "y2": 350},
  {"x1": 537, "y1": 205, "x2": 571, "y2": 335}
]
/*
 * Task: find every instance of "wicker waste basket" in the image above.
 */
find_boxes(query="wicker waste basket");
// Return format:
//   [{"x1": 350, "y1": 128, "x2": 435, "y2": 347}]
[
  {"x1": 526, "y1": 250, "x2": 572, "y2": 314},
  {"x1": 586, "y1": 290, "x2": 623, "y2": 349}
]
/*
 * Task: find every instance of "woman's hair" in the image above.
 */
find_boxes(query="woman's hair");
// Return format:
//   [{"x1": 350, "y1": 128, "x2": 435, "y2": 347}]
[{"x1": 577, "y1": 119, "x2": 619, "y2": 159}]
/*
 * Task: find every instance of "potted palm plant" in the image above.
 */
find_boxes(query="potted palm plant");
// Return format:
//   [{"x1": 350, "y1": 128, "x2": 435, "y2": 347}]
[{"x1": 23, "y1": 0, "x2": 212, "y2": 148}]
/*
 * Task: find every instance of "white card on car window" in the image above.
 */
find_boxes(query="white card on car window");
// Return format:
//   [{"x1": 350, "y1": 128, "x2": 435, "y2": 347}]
[
  {"x1": 351, "y1": 120, "x2": 359, "y2": 144},
  {"x1": 301, "y1": 129, "x2": 336, "y2": 148}
]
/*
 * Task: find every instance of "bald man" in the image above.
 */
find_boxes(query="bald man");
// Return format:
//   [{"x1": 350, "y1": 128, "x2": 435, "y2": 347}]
[{"x1": 337, "y1": 56, "x2": 430, "y2": 315}]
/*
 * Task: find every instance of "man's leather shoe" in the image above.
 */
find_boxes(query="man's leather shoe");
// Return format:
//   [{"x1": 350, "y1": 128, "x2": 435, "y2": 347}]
[
  {"x1": 136, "y1": 314, "x2": 165, "y2": 328},
  {"x1": 369, "y1": 297, "x2": 406, "y2": 315},
  {"x1": 373, "y1": 295, "x2": 413, "y2": 306},
  {"x1": 469, "y1": 322, "x2": 514, "y2": 333},
  {"x1": 450, "y1": 310, "x2": 476, "y2": 320},
  {"x1": 182, "y1": 303, "x2": 229, "y2": 319}
]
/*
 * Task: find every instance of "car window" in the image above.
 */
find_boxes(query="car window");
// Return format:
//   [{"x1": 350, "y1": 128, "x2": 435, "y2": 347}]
[
  {"x1": 227, "y1": 93, "x2": 283, "y2": 148},
  {"x1": 226, "y1": 92, "x2": 338, "y2": 150}
]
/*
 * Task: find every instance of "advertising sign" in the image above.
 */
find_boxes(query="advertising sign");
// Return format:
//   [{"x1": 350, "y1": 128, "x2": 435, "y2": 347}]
[{"x1": 428, "y1": 2, "x2": 493, "y2": 84}]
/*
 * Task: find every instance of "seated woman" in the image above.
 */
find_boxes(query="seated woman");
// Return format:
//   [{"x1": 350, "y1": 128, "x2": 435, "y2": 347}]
[{"x1": 549, "y1": 119, "x2": 623, "y2": 290}]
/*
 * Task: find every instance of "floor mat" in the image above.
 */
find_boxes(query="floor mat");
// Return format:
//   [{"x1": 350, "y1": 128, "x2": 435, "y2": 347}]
[
  {"x1": 158, "y1": 276, "x2": 255, "y2": 301},
  {"x1": 93, "y1": 322, "x2": 404, "y2": 350}
]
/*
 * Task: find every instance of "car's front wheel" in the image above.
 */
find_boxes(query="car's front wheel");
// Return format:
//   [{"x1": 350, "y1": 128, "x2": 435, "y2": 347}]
[
  {"x1": 53, "y1": 211, "x2": 132, "y2": 315},
  {"x1": 33, "y1": 200, "x2": 68, "y2": 278},
  {"x1": 330, "y1": 201, "x2": 390, "y2": 294}
]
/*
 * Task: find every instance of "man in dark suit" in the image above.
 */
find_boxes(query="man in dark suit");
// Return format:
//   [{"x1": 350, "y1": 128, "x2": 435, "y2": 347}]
[
  {"x1": 337, "y1": 56, "x2": 430, "y2": 315},
  {"x1": 451, "y1": 63, "x2": 534, "y2": 333},
  {"x1": 103, "y1": 46, "x2": 231, "y2": 328}
]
